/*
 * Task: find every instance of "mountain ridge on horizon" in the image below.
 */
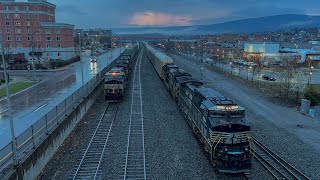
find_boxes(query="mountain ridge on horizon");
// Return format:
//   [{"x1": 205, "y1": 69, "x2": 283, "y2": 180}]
[{"x1": 112, "y1": 14, "x2": 320, "y2": 35}]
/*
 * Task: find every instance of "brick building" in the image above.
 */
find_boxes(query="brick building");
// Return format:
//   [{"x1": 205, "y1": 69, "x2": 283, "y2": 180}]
[{"x1": 0, "y1": 0, "x2": 75, "y2": 62}]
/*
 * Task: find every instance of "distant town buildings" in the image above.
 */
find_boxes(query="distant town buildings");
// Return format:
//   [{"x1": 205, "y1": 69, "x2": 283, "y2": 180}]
[
  {"x1": 75, "y1": 29, "x2": 112, "y2": 50},
  {"x1": 244, "y1": 43, "x2": 280, "y2": 62},
  {"x1": 0, "y1": 0, "x2": 75, "y2": 62}
]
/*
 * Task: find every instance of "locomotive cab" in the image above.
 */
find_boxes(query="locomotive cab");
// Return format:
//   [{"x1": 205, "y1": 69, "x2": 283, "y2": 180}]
[
  {"x1": 104, "y1": 67, "x2": 126, "y2": 100},
  {"x1": 200, "y1": 99, "x2": 251, "y2": 173}
]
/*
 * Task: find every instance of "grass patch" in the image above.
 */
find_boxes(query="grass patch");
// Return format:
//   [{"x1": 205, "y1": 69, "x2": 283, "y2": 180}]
[{"x1": 0, "y1": 82, "x2": 34, "y2": 98}]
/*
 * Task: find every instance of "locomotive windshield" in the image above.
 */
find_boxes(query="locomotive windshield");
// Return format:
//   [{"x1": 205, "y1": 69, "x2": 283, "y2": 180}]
[
  {"x1": 209, "y1": 110, "x2": 245, "y2": 118},
  {"x1": 105, "y1": 75, "x2": 125, "y2": 83}
]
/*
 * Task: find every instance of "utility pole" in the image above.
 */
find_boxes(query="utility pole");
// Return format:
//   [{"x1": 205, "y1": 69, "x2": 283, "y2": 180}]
[{"x1": 0, "y1": 33, "x2": 19, "y2": 167}]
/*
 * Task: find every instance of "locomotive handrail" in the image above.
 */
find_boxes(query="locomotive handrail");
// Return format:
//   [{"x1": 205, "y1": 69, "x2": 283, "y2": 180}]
[{"x1": 212, "y1": 135, "x2": 223, "y2": 158}]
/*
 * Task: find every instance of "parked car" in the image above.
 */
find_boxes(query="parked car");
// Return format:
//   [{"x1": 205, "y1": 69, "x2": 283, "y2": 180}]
[
  {"x1": 91, "y1": 57, "x2": 97, "y2": 63},
  {"x1": 247, "y1": 62, "x2": 257, "y2": 66},
  {"x1": 262, "y1": 74, "x2": 276, "y2": 81}
]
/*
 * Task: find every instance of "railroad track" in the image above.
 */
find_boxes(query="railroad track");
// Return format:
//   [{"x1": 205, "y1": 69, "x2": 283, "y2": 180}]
[
  {"x1": 121, "y1": 49, "x2": 147, "y2": 180},
  {"x1": 251, "y1": 137, "x2": 310, "y2": 180},
  {"x1": 71, "y1": 102, "x2": 119, "y2": 180}
]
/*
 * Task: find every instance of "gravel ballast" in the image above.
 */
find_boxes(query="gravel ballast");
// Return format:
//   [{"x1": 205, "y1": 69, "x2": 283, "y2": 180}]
[
  {"x1": 37, "y1": 48, "x2": 293, "y2": 179},
  {"x1": 140, "y1": 51, "x2": 215, "y2": 179}
]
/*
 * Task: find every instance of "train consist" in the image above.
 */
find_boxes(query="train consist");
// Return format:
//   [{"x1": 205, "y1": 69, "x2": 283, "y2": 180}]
[
  {"x1": 104, "y1": 44, "x2": 138, "y2": 101},
  {"x1": 144, "y1": 43, "x2": 252, "y2": 174}
]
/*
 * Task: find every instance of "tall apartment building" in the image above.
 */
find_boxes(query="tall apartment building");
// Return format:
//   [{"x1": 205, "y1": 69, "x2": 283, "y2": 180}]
[{"x1": 0, "y1": 0, "x2": 75, "y2": 62}]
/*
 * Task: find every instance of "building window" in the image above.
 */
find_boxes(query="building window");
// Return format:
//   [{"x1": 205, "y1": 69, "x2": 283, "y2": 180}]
[
  {"x1": 7, "y1": 36, "x2": 11, "y2": 41},
  {"x1": 7, "y1": 43, "x2": 12, "y2": 48},
  {"x1": 26, "y1": 29, "x2": 31, "y2": 34},
  {"x1": 46, "y1": 37, "x2": 52, "y2": 41},
  {"x1": 35, "y1": 14, "x2": 39, "y2": 19},
  {"x1": 36, "y1": 36, "x2": 41, "y2": 41},
  {"x1": 15, "y1": 21, "x2": 21, "y2": 26},
  {"x1": 16, "y1": 36, "x2": 23, "y2": 41},
  {"x1": 27, "y1": 36, "x2": 31, "y2": 41},
  {"x1": 57, "y1": 44, "x2": 61, "y2": 48},
  {"x1": 56, "y1": 37, "x2": 61, "y2": 41},
  {"x1": 4, "y1": 14, "x2": 9, "y2": 19},
  {"x1": 24, "y1": 6, "x2": 29, "y2": 11},
  {"x1": 56, "y1": 29, "x2": 61, "y2": 34},
  {"x1": 57, "y1": 53, "x2": 60, "y2": 57},
  {"x1": 14, "y1": 14, "x2": 20, "y2": 19},
  {"x1": 14, "y1": 6, "x2": 19, "y2": 11},
  {"x1": 46, "y1": 43, "x2": 52, "y2": 48},
  {"x1": 17, "y1": 43, "x2": 23, "y2": 48},
  {"x1": 5, "y1": 22, "x2": 10, "y2": 26},
  {"x1": 6, "y1": 29, "x2": 11, "y2": 33},
  {"x1": 16, "y1": 29, "x2": 21, "y2": 34},
  {"x1": 25, "y1": 21, "x2": 30, "y2": 26},
  {"x1": 25, "y1": 14, "x2": 30, "y2": 19},
  {"x1": 48, "y1": 16, "x2": 51, "y2": 21},
  {"x1": 3, "y1": 6, "x2": 8, "y2": 11},
  {"x1": 45, "y1": 29, "x2": 51, "y2": 34}
]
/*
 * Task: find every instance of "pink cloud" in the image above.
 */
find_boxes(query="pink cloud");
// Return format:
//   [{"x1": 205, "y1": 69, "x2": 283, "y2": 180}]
[{"x1": 129, "y1": 11, "x2": 192, "y2": 26}]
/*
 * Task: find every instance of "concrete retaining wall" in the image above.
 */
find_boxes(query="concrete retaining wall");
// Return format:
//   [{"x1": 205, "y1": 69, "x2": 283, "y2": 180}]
[{"x1": 7, "y1": 81, "x2": 103, "y2": 180}]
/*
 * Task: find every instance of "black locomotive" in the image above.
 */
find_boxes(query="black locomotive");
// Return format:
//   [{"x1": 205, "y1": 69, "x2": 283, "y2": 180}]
[{"x1": 145, "y1": 43, "x2": 252, "y2": 174}]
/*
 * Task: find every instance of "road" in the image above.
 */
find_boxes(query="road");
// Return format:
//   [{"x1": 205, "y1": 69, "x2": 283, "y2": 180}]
[
  {"x1": 177, "y1": 51, "x2": 320, "y2": 84},
  {"x1": 0, "y1": 48, "x2": 124, "y2": 149}
]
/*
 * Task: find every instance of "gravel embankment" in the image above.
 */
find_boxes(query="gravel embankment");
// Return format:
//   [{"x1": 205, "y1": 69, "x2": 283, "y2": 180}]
[
  {"x1": 170, "y1": 52, "x2": 320, "y2": 179},
  {"x1": 37, "y1": 99, "x2": 109, "y2": 179}
]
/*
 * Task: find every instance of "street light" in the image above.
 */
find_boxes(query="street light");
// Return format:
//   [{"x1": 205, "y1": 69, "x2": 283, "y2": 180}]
[
  {"x1": 78, "y1": 31, "x2": 84, "y2": 85},
  {"x1": 0, "y1": 31, "x2": 19, "y2": 166}
]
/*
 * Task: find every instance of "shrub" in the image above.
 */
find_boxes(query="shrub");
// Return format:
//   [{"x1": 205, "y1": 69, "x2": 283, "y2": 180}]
[
  {"x1": 49, "y1": 56, "x2": 80, "y2": 69},
  {"x1": 304, "y1": 86, "x2": 320, "y2": 106}
]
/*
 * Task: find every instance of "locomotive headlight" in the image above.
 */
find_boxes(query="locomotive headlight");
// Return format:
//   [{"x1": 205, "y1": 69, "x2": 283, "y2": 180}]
[
  {"x1": 231, "y1": 106, "x2": 239, "y2": 109},
  {"x1": 216, "y1": 106, "x2": 225, "y2": 110},
  {"x1": 244, "y1": 147, "x2": 249, "y2": 151}
]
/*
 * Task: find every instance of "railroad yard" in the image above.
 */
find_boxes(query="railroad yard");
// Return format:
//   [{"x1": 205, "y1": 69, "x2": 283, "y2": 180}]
[{"x1": 36, "y1": 48, "x2": 318, "y2": 179}]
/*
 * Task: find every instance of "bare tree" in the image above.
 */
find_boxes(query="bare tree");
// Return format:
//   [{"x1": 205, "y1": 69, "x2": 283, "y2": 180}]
[
  {"x1": 34, "y1": 44, "x2": 43, "y2": 64},
  {"x1": 251, "y1": 65, "x2": 261, "y2": 82},
  {"x1": 279, "y1": 55, "x2": 298, "y2": 98},
  {"x1": 237, "y1": 65, "x2": 245, "y2": 78},
  {"x1": 291, "y1": 72, "x2": 307, "y2": 102}
]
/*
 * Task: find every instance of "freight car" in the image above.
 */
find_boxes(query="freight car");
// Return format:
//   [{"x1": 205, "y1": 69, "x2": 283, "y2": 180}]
[
  {"x1": 145, "y1": 43, "x2": 173, "y2": 79},
  {"x1": 145, "y1": 43, "x2": 252, "y2": 174}
]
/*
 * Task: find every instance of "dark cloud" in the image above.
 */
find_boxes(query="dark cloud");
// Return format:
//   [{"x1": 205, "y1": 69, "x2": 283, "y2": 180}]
[
  {"x1": 56, "y1": 5, "x2": 87, "y2": 16},
  {"x1": 45, "y1": 0, "x2": 319, "y2": 28}
]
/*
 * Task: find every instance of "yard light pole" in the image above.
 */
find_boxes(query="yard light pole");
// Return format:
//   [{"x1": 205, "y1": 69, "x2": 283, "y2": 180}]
[
  {"x1": 308, "y1": 59, "x2": 313, "y2": 85},
  {"x1": 78, "y1": 31, "x2": 84, "y2": 85},
  {"x1": 0, "y1": 34, "x2": 18, "y2": 166}
]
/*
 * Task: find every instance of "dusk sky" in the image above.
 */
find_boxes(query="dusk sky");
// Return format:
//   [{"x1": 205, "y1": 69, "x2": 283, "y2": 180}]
[{"x1": 45, "y1": 0, "x2": 320, "y2": 28}]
